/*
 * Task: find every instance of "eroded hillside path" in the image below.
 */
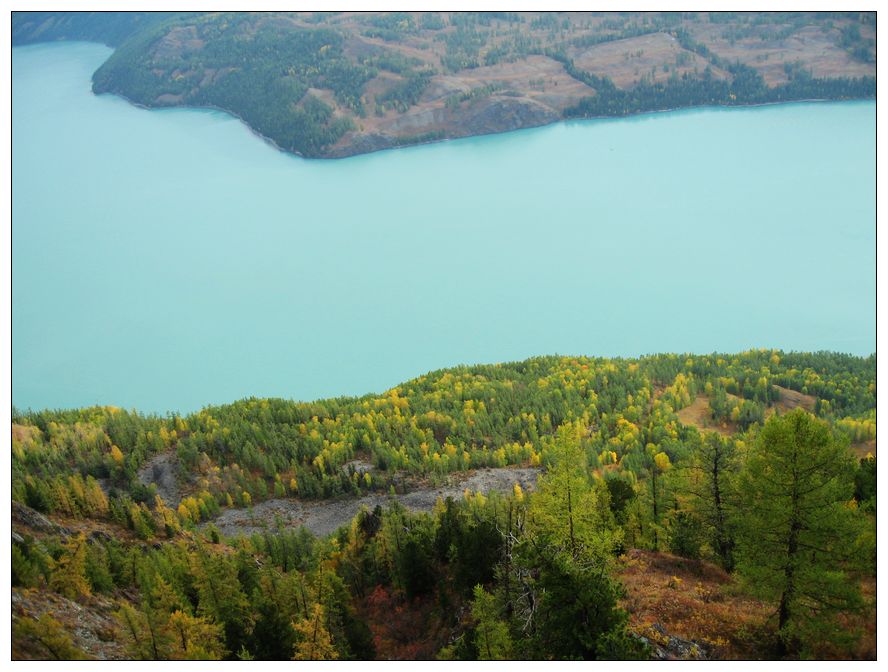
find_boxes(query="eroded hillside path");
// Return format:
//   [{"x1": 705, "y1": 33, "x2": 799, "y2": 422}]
[{"x1": 206, "y1": 467, "x2": 540, "y2": 538}]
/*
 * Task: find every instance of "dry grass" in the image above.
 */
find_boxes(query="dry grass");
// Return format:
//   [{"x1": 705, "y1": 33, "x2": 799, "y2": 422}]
[
  {"x1": 771, "y1": 385, "x2": 817, "y2": 413},
  {"x1": 570, "y1": 32, "x2": 729, "y2": 89},
  {"x1": 618, "y1": 550, "x2": 877, "y2": 660},
  {"x1": 850, "y1": 439, "x2": 876, "y2": 460},
  {"x1": 618, "y1": 549, "x2": 773, "y2": 659},
  {"x1": 676, "y1": 395, "x2": 735, "y2": 436},
  {"x1": 687, "y1": 20, "x2": 875, "y2": 86}
]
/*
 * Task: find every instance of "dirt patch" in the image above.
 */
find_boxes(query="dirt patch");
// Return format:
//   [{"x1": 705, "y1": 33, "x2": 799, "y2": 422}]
[
  {"x1": 348, "y1": 53, "x2": 592, "y2": 144},
  {"x1": 342, "y1": 459, "x2": 375, "y2": 475},
  {"x1": 12, "y1": 500, "x2": 71, "y2": 537},
  {"x1": 771, "y1": 384, "x2": 817, "y2": 412},
  {"x1": 676, "y1": 395, "x2": 734, "y2": 436},
  {"x1": 618, "y1": 549, "x2": 773, "y2": 659},
  {"x1": 136, "y1": 451, "x2": 181, "y2": 507},
  {"x1": 687, "y1": 20, "x2": 875, "y2": 86},
  {"x1": 155, "y1": 92, "x2": 185, "y2": 104},
  {"x1": 150, "y1": 25, "x2": 205, "y2": 61},
  {"x1": 12, "y1": 501, "x2": 145, "y2": 548},
  {"x1": 12, "y1": 423, "x2": 42, "y2": 445},
  {"x1": 424, "y1": 55, "x2": 596, "y2": 105},
  {"x1": 619, "y1": 549, "x2": 875, "y2": 660},
  {"x1": 850, "y1": 439, "x2": 876, "y2": 460},
  {"x1": 570, "y1": 32, "x2": 729, "y2": 89},
  {"x1": 206, "y1": 466, "x2": 540, "y2": 538}
]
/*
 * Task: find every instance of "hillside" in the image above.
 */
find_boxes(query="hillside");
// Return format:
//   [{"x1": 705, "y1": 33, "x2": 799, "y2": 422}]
[
  {"x1": 12, "y1": 11, "x2": 877, "y2": 158},
  {"x1": 11, "y1": 350, "x2": 877, "y2": 660}
]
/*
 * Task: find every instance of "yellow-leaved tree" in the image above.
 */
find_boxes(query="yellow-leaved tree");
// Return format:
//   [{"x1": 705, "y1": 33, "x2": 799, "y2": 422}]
[
  {"x1": 49, "y1": 533, "x2": 90, "y2": 600},
  {"x1": 13, "y1": 614, "x2": 89, "y2": 660},
  {"x1": 291, "y1": 603, "x2": 338, "y2": 660},
  {"x1": 529, "y1": 422, "x2": 621, "y2": 566},
  {"x1": 515, "y1": 422, "x2": 640, "y2": 659},
  {"x1": 166, "y1": 610, "x2": 226, "y2": 659}
]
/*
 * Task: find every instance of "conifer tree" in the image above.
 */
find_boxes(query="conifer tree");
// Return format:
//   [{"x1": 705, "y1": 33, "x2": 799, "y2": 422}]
[
  {"x1": 688, "y1": 432, "x2": 738, "y2": 570},
  {"x1": 13, "y1": 615, "x2": 88, "y2": 660},
  {"x1": 49, "y1": 533, "x2": 91, "y2": 599},
  {"x1": 528, "y1": 422, "x2": 620, "y2": 566},
  {"x1": 166, "y1": 610, "x2": 226, "y2": 660},
  {"x1": 190, "y1": 542, "x2": 254, "y2": 655},
  {"x1": 292, "y1": 603, "x2": 338, "y2": 660},
  {"x1": 736, "y1": 409, "x2": 864, "y2": 655},
  {"x1": 471, "y1": 585, "x2": 512, "y2": 660}
]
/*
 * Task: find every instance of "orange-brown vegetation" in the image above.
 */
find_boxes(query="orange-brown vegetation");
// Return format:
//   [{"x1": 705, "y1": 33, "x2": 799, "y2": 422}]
[
  {"x1": 617, "y1": 549, "x2": 877, "y2": 660},
  {"x1": 771, "y1": 385, "x2": 817, "y2": 413},
  {"x1": 618, "y1": 549, "x2": 774, "y2": 659},
  {"x1": 570, "y1": 32, "x2": 728, "y2": 89},
  {"x1": 850, "y1": 439, "x2": 876, "y2": 459},
  {"x1": 686, "y1": 21, "x2": 876, "y2": 86},
  {"x1": 676, "y1": 395, "x2": 736, "y2": 436},
  {"x1": 357, "y1": 584, "x2": 457, "y2": 660}
]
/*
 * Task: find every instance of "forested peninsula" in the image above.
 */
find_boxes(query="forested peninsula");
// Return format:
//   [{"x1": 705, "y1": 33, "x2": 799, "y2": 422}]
[
  {"x1": 11, "y1": 351, "x2": 876, "y2": 660},
  {"x1": 12, "y1": 11, "x2": 876, "y2": 158}
]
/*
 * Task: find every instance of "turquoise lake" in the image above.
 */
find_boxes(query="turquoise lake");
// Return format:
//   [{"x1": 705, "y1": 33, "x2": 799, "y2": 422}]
[{"x1": 12, "y1": 42, "x2": 876, "y2": 414}]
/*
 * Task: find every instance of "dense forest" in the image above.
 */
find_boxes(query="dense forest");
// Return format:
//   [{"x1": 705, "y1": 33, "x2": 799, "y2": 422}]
[
  {"x1": 11, "y1": 351, "x2": 877, "y2": 660},
  {"x1": 11, "y1": 11, "x2": 877, "y2": 157}
]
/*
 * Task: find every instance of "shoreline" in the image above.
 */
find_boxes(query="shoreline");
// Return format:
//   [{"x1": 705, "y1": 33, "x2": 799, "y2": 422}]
[
  {"x1": 12, "y1": 349, "x2": 876, "y2": 418},
  {"x1": 94, "y1": 80, "x2": 873, "y2": 162},
  {"x1": 17, "y1": 41, "x2": 873, "y2": 162},
  {"x1": 13, "y1": 39, "x2": 875, "y2": 161}
]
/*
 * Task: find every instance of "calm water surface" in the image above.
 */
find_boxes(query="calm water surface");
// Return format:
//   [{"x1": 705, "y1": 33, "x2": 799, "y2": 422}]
[{"x1": 12, "y1": 42, "x2": 876, "y2": 413}]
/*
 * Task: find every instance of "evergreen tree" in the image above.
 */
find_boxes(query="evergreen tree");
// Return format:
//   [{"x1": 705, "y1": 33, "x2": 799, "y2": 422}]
[
  {"x1": 166, "y1": 610, "x2": 226, "y2": 660},
  {"x1": 528, "y1": 422, "x2": 620, "y2": 566},
  {"x1": 13, "y1": 615, "x2": 88, "y2": 660},
  {"x1": 736, "y1": 409, "x2": 864, "y2": 656},
  {"x1": 49, "y1": 533, "x2": 91, "y2": 600},
  {"x1": 190, "y1": 542, "x2": 255, "y2": 656},
  {"x1": 291, "y1": 604, "x2": 338, "y2": 660},
  {"x1": 688, "y1": 433, "x2": 738, "y2": 570},
  {"x1": 471, "y1": 585, "x2": 512, "y2": 660}
]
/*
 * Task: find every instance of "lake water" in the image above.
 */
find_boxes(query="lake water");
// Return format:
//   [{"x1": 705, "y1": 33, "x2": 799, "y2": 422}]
[{"x1": 12, "y1": 42, "x2": 876, "y2": 414}]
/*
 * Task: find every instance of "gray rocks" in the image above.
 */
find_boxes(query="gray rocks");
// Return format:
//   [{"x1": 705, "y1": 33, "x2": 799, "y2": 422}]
[
  {"x1": 12, "y1": 501, "x2": 72, "y2": 537},
  {"x1": 328, "y1": 133, "x2": 396, "y2": 158},
  {"x1": 136, "y1": 451, "x2": 181, "y2": 507},
  {"x1": 460, "y1": 96, "x2": 559, "y2": 135},
  {"x1": 637, "y1": 623, "x2": 711, "y2": 660},
  {"x1": 329, "y1": 95, "x2": 559, "y2": 158},
  {"x1": 206, "y1": 466, "x2": 541, "y2": 539}
]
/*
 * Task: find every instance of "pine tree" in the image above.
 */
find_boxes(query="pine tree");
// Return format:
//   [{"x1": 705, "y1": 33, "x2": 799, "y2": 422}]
[
  {"x1": 528, "y1": 422, "x2": 620, "y2": 566},
  {"x1": 49, "y1": 533, "x2": 91, "y2": 599},
  {"x1": 116, "y1": 603, "x2": 162, "y2": 660},
  {"x1": 736, "y1": 409, "x2": 864, "y2": 655},
  {"x1": 166, "y1": 610, "x2": 226, "y2": 660},
  {"x1": 292, "y1": 603, "x2": 338, "y2": 660},
  {"x1": 13, "y1": 614, "x2": 88, "y2": 660},
  {"x1": 688, "y1": 432, "x2": 738, "y2": 570},
  {"x1": 190, "y1": 542, "x2": 254, "y2": 655},
  {"x1": 471, "y1": 585, "x2": 512, "y2": 660},
  {"x1": 515, "y1": 423, "x2": 635, "y2": 659}
]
